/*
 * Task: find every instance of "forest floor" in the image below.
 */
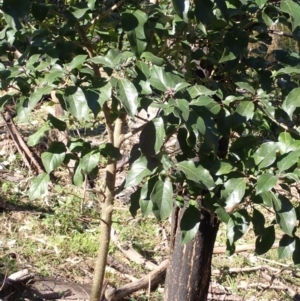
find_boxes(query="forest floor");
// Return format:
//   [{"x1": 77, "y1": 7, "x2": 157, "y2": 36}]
[{"x1": 0, "y1": 106, "x2": 300, "y2": 301}]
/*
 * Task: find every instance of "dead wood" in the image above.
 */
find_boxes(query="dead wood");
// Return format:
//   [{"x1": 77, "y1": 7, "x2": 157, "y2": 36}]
[
  {"x1": 105, "y1": 259, "x2": 169, "y2": 301},
  {"x1": 0, "y1": 111, "x2": 44, "y2": 174},
  {"x1": 111, "y1": 232, "x2": 158, "y2": 271},
  {"x1": 260, "y1": 270, "x2": 299, "y2": 300},
  {"x1": 0, "y1": 269, "x2": 34, "y2": 291}
]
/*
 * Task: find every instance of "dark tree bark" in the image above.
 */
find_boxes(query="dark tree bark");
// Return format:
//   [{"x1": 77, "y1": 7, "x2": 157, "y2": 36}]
[{"x1": 164, "y1": 202, "x2": 219, "y2": 301}]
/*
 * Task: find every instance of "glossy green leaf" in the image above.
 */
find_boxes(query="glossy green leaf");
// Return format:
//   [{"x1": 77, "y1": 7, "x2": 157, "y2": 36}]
[
  {"x1": 80, "y1": 151, "x2": 100, "y2": 173},
  {"x1": 210, "y1": 161, "x2": 236, "y2": 176},
  {"x1": 122, "y1": 10, "x2": 148, "y2": 56},
  {"x1": 87, "y1": 0, "x2": 96, "y2": 10},
  {"x1": 278, "y1": 235, "x2": 295, "y2": 259},
  {"x1": 280, "y1": 0, "x2": 300, "y2": 31},
  {"x1": 41, "y1": 142, "x2": 67, "y2": 173},
  {"x1": 116, "y1": 78, "x2": 138, "y2": 118},
  {"x1": 255, "y1": 0, "x2": 267, "y2": 8},
  {"x1": 68, "y1": 55, "x2": 87, "y2": 70},
  {"x1": 236, "y1": 82, "x2": 255, "y2": 94},
  {"x1": 71, "y1": 8, "x2": 89, "y2": 19},
  {"x1": 29, "y1": 173, "x2": 50, "y2": 200},
  {"x1": 150, "y1": 178, "x2": 173, "y2": 220},
  {"x1": 190, "y1": 96, "x2": 220, "y2": 115},
  {"x1": 227, "y1": 209, "x2": 250, "y2": 245},
  {"x1": 277, "y1": 150, "x2": 300, "y2": 172},
  {"x1": 125, "y1": 156, "x2": 159, "y2": 187},
  {"x1": 28, "y1": 86, "x2": 53, "y2": 112},
  {"x1": 149, "y1": 65, "x2": 182, "y2": 92},
  {"x1": 89, "y1": 56, "x2": 114, "y2": 68},
  {"x1": 222, "y1": 178, "x2": 246, "y2": 210},
  {"x1": 282, "y1": 87, "x2": 300, "y2": 119},
  {"x1": 187, "y1": 85, "x2": 216, "y2": 98},
  {"x1": 169, "y1": 98, "x2": 189, "y2": 121},
  {"x1": 99, "y1": 143, "x2": 122, "y2": 160},
  {"x1": 180, "y1": 204, "x2": 201, "y2": 244},
  {"x1": 73, "y1": 164, "x2": 84, "y2": 187},
  {"x1": 272, "y1": 194, "x2": 297, "y2": 237},
  {"x1": 64, "y1": 86, "x2": 90, "y2": 121},
  {"x1": 176, "y1": 161, "x2": 215, "y2": 189},
  {"x1": 139, "y1": 117, "x2": 166, "y2": 157},
  {"x1": 255, "y1": 225, "x2": 275, "y2": 255},
  {"x1": 275, "y1": 67, "x2": 300, "y2": 76},
  {"x1": 278, "y1": 132, "x2": 300, "y2": 154},
  {"x1": 27, "y1": 123, "x2": 51, "y2": 147},
  {"x1": 256, "y1": 173, "x2": 278, "y2": 194},
  {"x1": 253, "y1": 142, "x2": 279, "y2": 169},
  {"x1": 141, "y1": 52, "x2": 164, "y2": 66},
  {"x1": 47, "y1": 114, "x2": 67, "y2": 131},
  {"x1": 235, "y1": 101, "x2": 255, "y2": 121}
]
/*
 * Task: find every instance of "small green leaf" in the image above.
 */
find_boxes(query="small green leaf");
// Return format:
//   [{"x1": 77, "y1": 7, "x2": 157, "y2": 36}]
[
  {"x1": 227, "y1": 209, "x2": 250, "y2": 245},
  {"x1": 116, "y1": 78, "x2": 138, "y2": 117},
  {"x1": 29, "y1": 173, "x2": 50, "y2": 200},
  {"x1": 236, "y1": 82, "x2": 255, "y2": 94},
  {"x1": 139, "y1": 117, "x2": 166, "y2": 157},
  {"x1": 222, "y1": 178, "x2": 246, "y2": 210},
  {"x1": 47, "y1": 114, "x2": 67, "y2": 131},
  {"x1": 150, "y1": 178, "x2": 173, "y2": 220},
  {"x1": 68, "y1": 55, "x2": 87, "y2": 70},
  {"x1": 27, "y1": 123, "x2": 51, "y2": 147},
  {"x1": 41, "y1": 142, "x2": 67, "y2": 173},
  {"x1": 278, "y1": 235, "x2": 296, "y2": 259},
  {"x1": 280, "y1": 0, "x2": 300, "y2": 31},
  {"x1": 73, "y1": 164, "x2": 84, "y2": 186},
  {"x1": 71, "y1": 8, "x2": 89, "y2": 19},
  {"x1": 256, "y1": 173, "x2": 278, "y2": 194},
  {"x1": 255, "y1": 0, "x2": 267, "y2": 8},
  {"x1": 272, "y1": 194, "x2": 297, "y2": 237},
  {"x1": 253, "y1": 142, "x2": 279, "y2": 169},
  {"x1": 99, "y1": 143, "x2": 122, "y2": 160},
  {"x1": 89, "y1": 56, "x2": 114, "y2": 68},
  {"x1": 235, "y1": 101, "x2": 255, "y2": 121},
  {"x1": 177, "y1": 161, "x2": 215, "y2": 189},
  {"x1": 125, "y1": 156, "x2": 159, "y2": 187},
  {"x1": 141, "y1": 52, "x2": 164, "y2": 66},
  {"x1": 180, "y1": 204, "x2": 201, "y2": 244},
  {"x1": 80, "y1": 151, "x2": 100, "y2": 173},
  {"x1": 64, "y1": 86, "x2": 90, "y2": 121},
  {"x1": 277, "y1": 150, "x2": 300, "y2": 172},
  {"x1": 210, "y1": 161, "x2": 236, "y2": 176},
  {"x1": 255, "y1": 226, "x2": 275, "y2": 255},
  {"x1": 282, "y1": 87, "x2": 300, "y2": 119},
  {"x1": 149, "y1": 65, "x2": 182, "y2": 92},
  {"x1": 187, "y1": 85, "x2": 216, "y2": 98},
  {"x1": 88, "y1": 0, "x2": 96, "y2": 10}
]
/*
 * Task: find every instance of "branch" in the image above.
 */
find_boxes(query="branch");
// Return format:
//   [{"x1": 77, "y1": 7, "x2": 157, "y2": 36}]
[
  {"x1": 84, "y1": 0, "x2": 126, "y2": 31},
  {"x1": 268, "y1": 29, "x2": 294, "y2": 38}
]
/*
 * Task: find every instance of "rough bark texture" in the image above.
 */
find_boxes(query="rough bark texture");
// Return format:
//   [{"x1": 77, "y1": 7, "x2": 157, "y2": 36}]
[{"x1": 164, "y1": 203, "x2": 219, "y2": 301}]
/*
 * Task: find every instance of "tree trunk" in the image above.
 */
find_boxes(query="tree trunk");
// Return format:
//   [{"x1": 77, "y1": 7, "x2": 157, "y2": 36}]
[{"x1": 164, "y1": 202, "x2": 219, "y2": 301}]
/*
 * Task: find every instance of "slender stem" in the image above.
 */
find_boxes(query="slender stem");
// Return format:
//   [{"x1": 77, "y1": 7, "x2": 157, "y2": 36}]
[{"x1": 90, "y1": 104, "x2": 126, "y2": 301}]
